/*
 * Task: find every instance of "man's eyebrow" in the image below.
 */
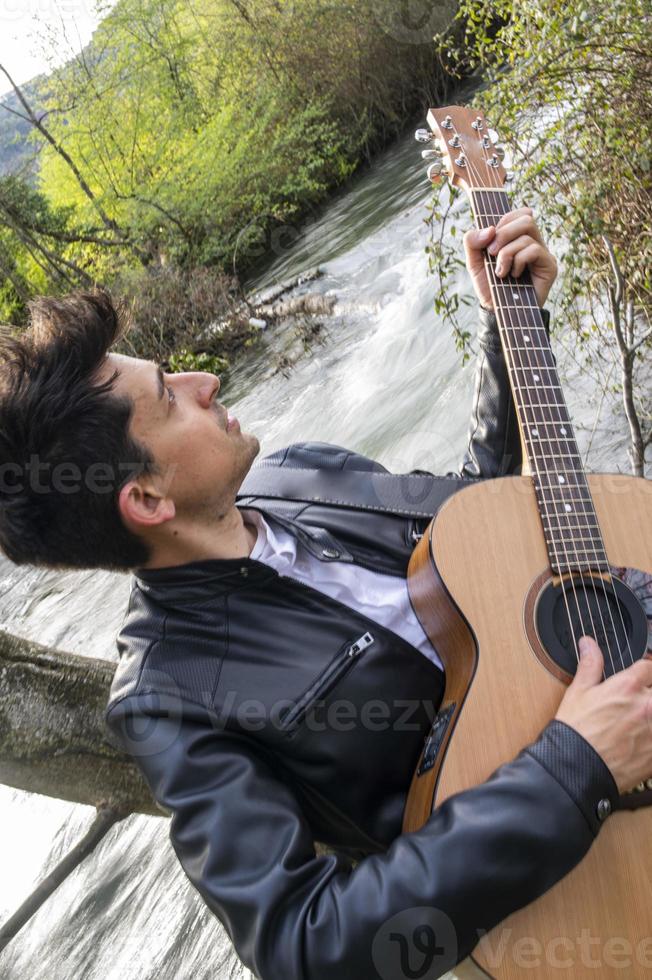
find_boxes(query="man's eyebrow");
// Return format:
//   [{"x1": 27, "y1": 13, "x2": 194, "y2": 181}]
[{"x1": 152, "y1": 362, "x2": 165, "y2": 401}]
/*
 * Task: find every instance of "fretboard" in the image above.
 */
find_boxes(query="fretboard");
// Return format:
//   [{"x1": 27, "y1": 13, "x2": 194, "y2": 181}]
[{"x1": 470, "y1": 188, "x2": 608, "y2": 574}]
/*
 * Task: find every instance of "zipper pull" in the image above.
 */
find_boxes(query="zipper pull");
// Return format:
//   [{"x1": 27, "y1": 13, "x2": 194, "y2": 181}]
[{"x1": 347, "y1": 632, "x2": 374, "y2": 657}]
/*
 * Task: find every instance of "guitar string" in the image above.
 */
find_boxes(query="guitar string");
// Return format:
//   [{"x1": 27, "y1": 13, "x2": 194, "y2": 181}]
[
  {"x1": 471, "y1": 186, "x2": 618, "y2": 670},
  {"x1": 475, "y1": 184, "x2": 629, "y2": 674},
  {"x1": 443, "y1": 116, "x2": 634, "y2": 672},
  {"x1": 462, "y1": 124, "x2": 633, "y2": 671},
  {"x1": 476, "y1": 188, "x2": 616, "y2": 671},
  {"x1": 449, "y1": 127, "x2": 595, "y2": 664},
  {"x1": 478, "y1": 201, "x2": 606, "y2": 668},
  {"x1": 441, "y1": 124, "x2": 592, "y2": 666},
  {"x1": 448, "y1": 125, "x2": 623, "y2": 672},
  {"x1": 464, "y1": 137, "x2": 631, "y2": 673},
  {"x1": 480, "y1": 180, "x2": 633, "y2": 672}
]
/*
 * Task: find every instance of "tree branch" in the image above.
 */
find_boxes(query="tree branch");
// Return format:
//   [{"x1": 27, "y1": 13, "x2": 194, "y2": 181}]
[{"x1": 0, "y1": 805, "x2": 129, "y2": 952}]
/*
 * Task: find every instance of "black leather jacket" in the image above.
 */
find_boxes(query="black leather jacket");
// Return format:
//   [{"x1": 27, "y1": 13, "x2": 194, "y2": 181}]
[{"x1": 105, "y1": 309, "x2": 618, "y2": 979}]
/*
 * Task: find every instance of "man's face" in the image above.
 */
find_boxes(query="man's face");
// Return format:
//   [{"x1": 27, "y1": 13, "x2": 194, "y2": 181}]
[{"x1": 99, "y1": 353, "x2": 259, "y2": 524}]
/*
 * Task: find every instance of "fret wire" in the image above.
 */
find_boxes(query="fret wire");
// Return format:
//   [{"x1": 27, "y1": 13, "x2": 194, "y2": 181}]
[
  {"x1": 540, "y1": 515, "x2": 601, "y2": 526},
  {"x1": 513, "y1": 384, "x2": 563, "y2": 392},
  {"x1": 532, "y1": 455, "x2": 583, "y2": 464},
  {"x1": 556, "y1": 564, "x2": 611, "y2": 572},
  {"x1": 544, "y1": 522, "x2": 603, "y2": 530},
  {"x1": 554, "y1": 560, "x2": 609, "y2": 567},
  {"x1": 545, "y1": 534, "x2": 606, "y2": 544},
  {"x1": 538, "y1": 494, "x2": 592, "y2": 502},
  {"x1": 516, "y1": 401, "x2": 571, "y2": 410},
  {"x1": 551, "y1": 547, "x2": 610, "y2": 555},
  {"x1": 535, "y1": 495, "x2": 596, "y2": 505},
  {"x1": 542, "y1": 517, "x2": 602, "y2": 525}
]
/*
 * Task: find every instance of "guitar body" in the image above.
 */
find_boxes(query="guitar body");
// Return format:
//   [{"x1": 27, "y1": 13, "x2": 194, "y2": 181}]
[{"x1": 406, "y1": 473, "x2": 652, "y2": 980}]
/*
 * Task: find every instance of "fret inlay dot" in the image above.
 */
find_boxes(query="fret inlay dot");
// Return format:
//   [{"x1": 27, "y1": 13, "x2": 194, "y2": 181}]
[
  {"x1": 524, "y1": 334, "x2": 530, "y2": 343},
  {"x1": 512, "y1": 291, "x2": 519, "y2": 301},
  {"x1": 560, "y1": 427, "x2": 567, "y2": 435},
  {"x1": 558, "y1": 476, "x2": 565, "y2": 484},
  {"x1": 532, "y1": 428, "x2": 539, "y2": 437},
  {"x1": 565, "y1": 504, "x2": 572, "y2": 512},
  {"x1": 533, "y1": 374, "x2": 540, "y2": 382}
]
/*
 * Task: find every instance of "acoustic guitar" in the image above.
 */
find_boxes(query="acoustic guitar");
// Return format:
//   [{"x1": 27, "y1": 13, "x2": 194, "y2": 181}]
[{"x1": 404, "y1": 105, "x2": 652, "y2": 979}]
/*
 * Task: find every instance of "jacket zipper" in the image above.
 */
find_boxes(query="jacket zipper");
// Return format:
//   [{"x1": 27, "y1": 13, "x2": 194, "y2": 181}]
[
  {"x1": 273, "y1": 571, "x2": 432, "y2": 667},
  {"x1": 280, "y1": 631, "x2": 375, "y2": 733}
]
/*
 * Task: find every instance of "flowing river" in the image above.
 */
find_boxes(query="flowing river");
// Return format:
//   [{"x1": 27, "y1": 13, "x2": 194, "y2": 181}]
[{"x1": 0, "y1": 117, "x2": 631, "y2": 979}]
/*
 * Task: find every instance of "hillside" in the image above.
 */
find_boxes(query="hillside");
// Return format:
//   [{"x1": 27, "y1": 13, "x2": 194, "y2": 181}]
[{"x1": 0, "y1": 80, "x2": 44, "y2": 178}]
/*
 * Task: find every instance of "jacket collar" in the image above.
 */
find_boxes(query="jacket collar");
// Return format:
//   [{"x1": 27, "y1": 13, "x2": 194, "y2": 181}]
[{"x1": 134, "y1": 556, "x2": 276, "y2": 602}]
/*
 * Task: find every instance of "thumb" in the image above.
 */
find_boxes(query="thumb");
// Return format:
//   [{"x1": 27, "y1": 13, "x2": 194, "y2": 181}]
[{"x1": 571, "y1": 636, "x2": 604, "y2": 688}]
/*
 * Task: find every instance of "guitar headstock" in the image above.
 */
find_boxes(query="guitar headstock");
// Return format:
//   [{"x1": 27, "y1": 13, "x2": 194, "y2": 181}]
[{"x1": 415, "y1": 105, "x2": 511, "y2": 194}]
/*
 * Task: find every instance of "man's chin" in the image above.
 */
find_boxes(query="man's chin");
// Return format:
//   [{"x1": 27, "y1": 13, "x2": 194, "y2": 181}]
[
  {"x1": 241, "y1": 430, "x2": 261, "y2": 467},
  {"x1": 244, "y1": 430, "x2": 260, "y2": 457}
]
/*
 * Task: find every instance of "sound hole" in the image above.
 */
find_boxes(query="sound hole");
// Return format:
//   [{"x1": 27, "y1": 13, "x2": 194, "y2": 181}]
[{"x1": 535, "y1": 565, "x2": 651, "y2": 678}]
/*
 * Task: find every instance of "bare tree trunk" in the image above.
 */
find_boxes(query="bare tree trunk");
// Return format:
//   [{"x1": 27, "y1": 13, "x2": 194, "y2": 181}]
[
  {"x1": 602, "y1": 235, "x2": 648, "y2": 477},
  {"x1": 0, "y1": 628, "x2": 159, "y2": 817},
  {"x1": 0, "y1": 806, "x2": 128, "y2": 952}
]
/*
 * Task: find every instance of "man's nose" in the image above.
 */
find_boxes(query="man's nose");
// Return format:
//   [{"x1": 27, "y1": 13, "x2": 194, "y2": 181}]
[{"x1": 192, "y1": 372, "x2": 221, "y2": 408}]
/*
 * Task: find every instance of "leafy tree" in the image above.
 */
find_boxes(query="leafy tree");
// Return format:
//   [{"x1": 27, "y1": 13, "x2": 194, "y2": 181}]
[
  {"x1": 1, "y1": 0, "x2": 457, "y2": 360},
  {"x1": 431, "y1": 0, "x2": 652, "y2": 475}
]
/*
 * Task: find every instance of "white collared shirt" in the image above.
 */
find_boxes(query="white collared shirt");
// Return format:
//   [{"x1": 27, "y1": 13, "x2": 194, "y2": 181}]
[{"x1": 242, "y1": 509, "x2": 443, "y2": 672}]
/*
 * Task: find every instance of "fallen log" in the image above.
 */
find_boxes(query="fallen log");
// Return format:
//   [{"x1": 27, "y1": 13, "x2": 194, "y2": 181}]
[
  {"x1": 0, "y1": 629, "x2": 159, "y2": 816},
  {"x1": 257, "y1": 292, "x2": 336, "y2": 320}
]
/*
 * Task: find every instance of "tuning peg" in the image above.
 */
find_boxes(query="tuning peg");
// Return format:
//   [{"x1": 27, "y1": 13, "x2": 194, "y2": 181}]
[
  {"x1": 504, "y1": 171, "x2": 515, "y2": 182},
  {"x1": 427, "y1": 160, "x2": 447, "y2": 183},
  {"x1": 421, "y1": 148, "x2": 443, "y2": 160},
  {"x1": 415, "y1": 128, "x2": 433, "y2": 143}
]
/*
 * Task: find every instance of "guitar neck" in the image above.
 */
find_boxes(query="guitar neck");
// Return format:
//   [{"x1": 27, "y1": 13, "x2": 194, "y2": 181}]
[{"x1": 469, "y1": 188, "x2": 609, "y2": 574}]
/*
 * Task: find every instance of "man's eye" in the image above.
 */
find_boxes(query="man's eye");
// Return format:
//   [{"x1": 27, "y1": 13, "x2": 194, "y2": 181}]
[{"x1": 167, "y1": 385, "x2": 175, "y2": 405}]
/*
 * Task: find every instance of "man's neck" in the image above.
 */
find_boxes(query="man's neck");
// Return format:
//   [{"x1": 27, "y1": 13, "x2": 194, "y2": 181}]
[{"x1": 140, "y1": 505, "x2": 258, "y2": 570}]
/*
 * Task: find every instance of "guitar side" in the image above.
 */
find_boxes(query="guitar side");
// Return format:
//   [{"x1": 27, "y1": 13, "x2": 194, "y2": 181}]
[{"x1": 405, "y1": 473, "x2": 652, "y2": 980}]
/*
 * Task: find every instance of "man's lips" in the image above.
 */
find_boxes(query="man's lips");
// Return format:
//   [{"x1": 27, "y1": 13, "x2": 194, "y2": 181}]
[{"x1": 213, "y1": 401, "x2": 239, "y2": 432}]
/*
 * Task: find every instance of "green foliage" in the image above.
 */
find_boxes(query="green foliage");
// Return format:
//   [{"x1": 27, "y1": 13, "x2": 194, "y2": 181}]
[
  {"x1": 168, "y1": 349, "x2": 230, "y2": 376},
  {"x1": 33, "y1": 0, "x2": 452, "y2": 276},
  {"x1": 425, "y1": 183, "x2": 474, "y2": 364},
  {"x1": 0, "y1": 176, "x2": 75, "y2": 322},
  {"x1": 431, "y1": 0, "x2": 652, "y2": 471},
  {"x1": 1, "y1": 0, "x2": 455, "y2": 363}
]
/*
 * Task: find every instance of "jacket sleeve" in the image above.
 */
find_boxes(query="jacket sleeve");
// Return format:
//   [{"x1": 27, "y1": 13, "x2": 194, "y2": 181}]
[
  {"x1": 458, "y1": 307, "x2": 551, "y2": 479},
  {"x1": 106, "y1": 694, "x2": 617, "y2": 980}
]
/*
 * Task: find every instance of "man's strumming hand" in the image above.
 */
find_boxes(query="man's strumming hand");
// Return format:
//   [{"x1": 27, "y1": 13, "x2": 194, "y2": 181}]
[
  {"x1": 555, "y1": 636, "x2": 652, "y2": 794},
  {"x1": 463, "y1": 207, "x2": 558, "y2": 310}
]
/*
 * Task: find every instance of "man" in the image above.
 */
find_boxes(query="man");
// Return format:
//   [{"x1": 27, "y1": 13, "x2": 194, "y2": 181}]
[{"x1": 0, "y1": 210, "x2": 650, "y2": 979}]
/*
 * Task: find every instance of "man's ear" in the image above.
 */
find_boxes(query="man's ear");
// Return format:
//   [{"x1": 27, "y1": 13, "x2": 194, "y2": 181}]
[{"x1": 118, "y1": 477, "x2": 176, "y2": 530}]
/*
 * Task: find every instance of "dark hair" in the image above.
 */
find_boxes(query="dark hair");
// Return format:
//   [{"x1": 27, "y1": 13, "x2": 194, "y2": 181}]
[{"x1": 0, "y1": 290, "x2": 155, "y2": 571}]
